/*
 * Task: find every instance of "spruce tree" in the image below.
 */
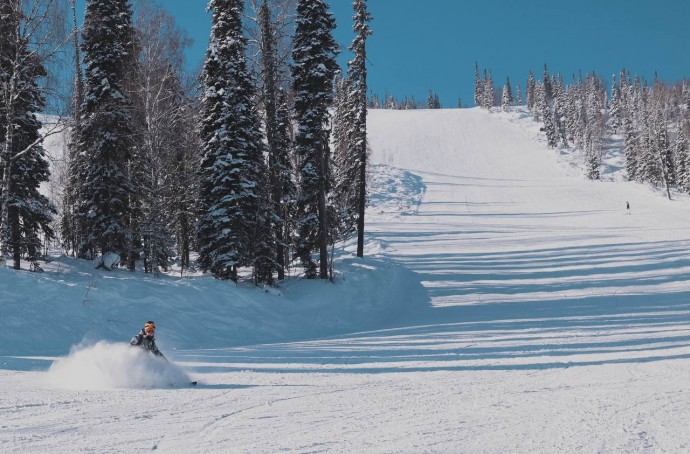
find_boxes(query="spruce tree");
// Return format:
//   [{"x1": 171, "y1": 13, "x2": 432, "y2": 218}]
[
  {"x1": 543, "y1": 64, "x2": 553, "y2": 104},
  {"x1": 623, "y1": 112, "x2": 639, "y2": 181},
  {"x1": 198, "y1": 0, "x2": 273, "y2": 282},
  {"x1": 483, "y1": 70, "x2": 494, "y2": 110},
  {"x1": 501, "y1": 77, "x2": 513, "y2": 111},
  {"x1": 543, "y1": 104, "x2": 559, "y2": 148},
  {"x1": 683, "y1": 81, "x2": 690, "y2": 117},
  {"x1": 526, "y1": 69, "x2": 536, "y2": 111},
  {"x1": 609, "y1": 74, "x2": 622, "y2": 134},
  {"x1": 585, "y1": 136, "x2": 601, "y2": 180},
  {"x1": 553, "y1": 89, "x2": 568, "y2": 147},
  {"x1": 638, "y1": 117, "x2": 662, "y2": 186},
  {"x1": 655, "y1": 113, "x2": 674, "y2": 199},
  {"x1": 75, "y1": 0, "x2": 135, "y2": 266},
  {"x1": 564, "y1": 87, "x2": 578, "y2": 144},
  {"x1": 474, "y1": 61, "x2": 482, "y2": 107},
  {"x1": 291, "y1": 0, "x2": 339, "y2": 279},
  {"x1": 501, "y1": 84, "x2": 510, "y2": 112},
  {"x1": 338, "y1": 0, "x2": 373, "y2": 262},
  {"x1": 674, "y1": 125, "x2": 689, "y2": 192}
]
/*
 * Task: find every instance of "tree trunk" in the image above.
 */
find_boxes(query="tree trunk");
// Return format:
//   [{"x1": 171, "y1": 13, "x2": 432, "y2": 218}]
[
  {"x1": 180, "y1": 212, "x2": 189, "y2": 272},
  {"x1": 356, "y1": 100, "x2": 367, "y2": 257},
  {"x1": 10, "y1": 206, "x2": 20, "y2": 269},
  {"x1": 318, "y1": 142, "x2": 328, "y2": 279},
  {"x1": 1, "y1": 107, "x2": 16, "y2": 265}
]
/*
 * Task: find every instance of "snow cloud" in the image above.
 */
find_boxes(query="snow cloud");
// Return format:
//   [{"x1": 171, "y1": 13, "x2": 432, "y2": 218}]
[{"x1": 45, "y1": 342, "x2": 191, "y2": 390}]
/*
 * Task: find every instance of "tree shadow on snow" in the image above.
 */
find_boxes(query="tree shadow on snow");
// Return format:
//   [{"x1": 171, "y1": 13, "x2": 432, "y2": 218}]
[{"x1": 182, "y1": 239, "x2": 690, "y2": 374}]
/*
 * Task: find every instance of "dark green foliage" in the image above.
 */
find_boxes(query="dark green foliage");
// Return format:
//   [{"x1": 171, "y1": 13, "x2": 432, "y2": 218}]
[
  {"x1": 198, "y1": 0, "x2": 274, "y2": 282},
  {"x1": 77, "y1": 0, "x2": 136, "y2": 260},
  {"x1": 291, "y1": 0, "x2": 339, "y2": 279}
]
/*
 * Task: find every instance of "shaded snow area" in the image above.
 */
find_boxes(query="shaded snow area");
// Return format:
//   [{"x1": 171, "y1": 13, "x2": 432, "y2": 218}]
[{"x1": 4, "y1": 107, "x2": 690, "y2": 452}]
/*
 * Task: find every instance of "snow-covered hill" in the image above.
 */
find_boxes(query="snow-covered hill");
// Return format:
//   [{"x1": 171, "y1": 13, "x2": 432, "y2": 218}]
[{"x1": 4, "y1": 107, "x2": 690, "y2": 453}]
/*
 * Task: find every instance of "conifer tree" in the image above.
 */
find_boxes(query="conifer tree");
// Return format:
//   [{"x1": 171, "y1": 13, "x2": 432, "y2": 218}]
[
  {"x1": 474, "y1": 61, "x2": 482, "y2": 107},
  {"x1": 674, "y1": 125, "x2": 689, "y2": 192},
  {"x1": 683, "y1": 81, "x2": 690, "y2": 117},
  {"x1": 609, "y1": 74, "x2": 622, "y2": 134},
  {"x1": 584, "y1": 136, "x2": 601, "y2": 180},
  {"x1": 564, "y1": 87, "x2": 578, "y2": 144},
  {"x1": 483, "y1": 70, "x2": 494, "y2": 110},
  {"x1": 543, "y1": 104, "x2": 559, "y2": 148},
  {"x1": 291, "y1": 0, "x2": 339, "y2": 279},
  {"x1": 198, "y1": 0, "x2": 273, "y2": 282},
  {"x1": 543, "y1": 64, "x2": 553, "y2": 104},
  {"x1": 623, "y1": 111, "x2": 639, "y2": 181},
  {"x1": 338, "y1": 0, "x2": 371, "y2": 262},
  {"x1": 655, "y1": 113, "x2": 674, "y2": 199},
  {"x1": 501, "y1": 77, "x2": 513, "y2": 111},
  {"x1": 501, "y1": 84, "x2": 510, "y2": 112},
  {"x1": 526, "y1": 69, "x2": 536, "y2": 110},
  {"x1": 553, "y1": 88, "x2": 568, "y2": 147},
  {"x1": 76, "y1": 0, "x2": 135, "y2": 266},
  {"x1": 638, "y1": 117, "x2": 662, "y2": 186}
]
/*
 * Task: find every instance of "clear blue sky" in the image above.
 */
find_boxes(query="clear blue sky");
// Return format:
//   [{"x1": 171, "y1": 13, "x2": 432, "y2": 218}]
[{"x1": 77, "y1": 0, "x2": 690, "y2": 108}]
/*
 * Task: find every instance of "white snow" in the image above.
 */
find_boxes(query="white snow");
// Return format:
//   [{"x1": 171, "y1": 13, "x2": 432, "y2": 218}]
[{"x1": 3, "y1": 107, "x2": 690, "y2": 452}]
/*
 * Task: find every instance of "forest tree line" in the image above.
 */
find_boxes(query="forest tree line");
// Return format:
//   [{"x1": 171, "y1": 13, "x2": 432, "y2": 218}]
[
  {"x1": 476, "y1": 62, "x2": 690, "y2": 196},
  {"x1": 0, "y1": 0, "x2": 372, "y2": 284}
]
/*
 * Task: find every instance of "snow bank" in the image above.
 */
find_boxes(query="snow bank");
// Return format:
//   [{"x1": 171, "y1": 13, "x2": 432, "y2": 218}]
[
  {"x1": 46, "y1": 341, "x2": 190, "y2": 389},
  {"x1": 0, "y1": 252, "x2": 429, "y2": 358}
]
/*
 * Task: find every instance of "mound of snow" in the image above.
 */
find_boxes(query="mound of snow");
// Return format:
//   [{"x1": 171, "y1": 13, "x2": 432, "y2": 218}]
[{"x1": 46, "y1": 342, "x2": 191, "y2": 390}]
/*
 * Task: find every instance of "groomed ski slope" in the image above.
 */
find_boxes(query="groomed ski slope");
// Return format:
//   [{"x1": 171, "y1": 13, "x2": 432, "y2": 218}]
[{"x1": 4, "y1": 107, "x2": 690, "y2": 453}]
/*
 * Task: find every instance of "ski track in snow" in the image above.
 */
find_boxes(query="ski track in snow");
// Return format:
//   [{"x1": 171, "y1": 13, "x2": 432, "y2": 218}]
[{"x1": 4, "y1": 107, "x2": 690, "y2": 452}]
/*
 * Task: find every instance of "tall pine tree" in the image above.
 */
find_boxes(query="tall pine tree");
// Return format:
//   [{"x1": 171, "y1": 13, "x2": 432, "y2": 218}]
[
  {"x1": 348, "y1": 0, "x2": 372, "y2": 258},
  {"x1": 77, "y1": 0, "x2": 135, "y2": 266},
  {"x1": 291, "y1": 0, "x2": 339, "y2": 279},
  {"x1": 526, "y1": 69, "x2": 536, "y2": 111},
  {"x1": 198, "y1": 0, "x2": 273, "y2": 282},
  {"x1": 474, "y1": 61, "x2": 482, "y2": 107}
]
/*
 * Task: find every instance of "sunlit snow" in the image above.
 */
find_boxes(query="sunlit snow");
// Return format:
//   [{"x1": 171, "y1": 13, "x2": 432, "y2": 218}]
[{"x1": 3, "y1": 107, "x2": 690, "y2": 453}]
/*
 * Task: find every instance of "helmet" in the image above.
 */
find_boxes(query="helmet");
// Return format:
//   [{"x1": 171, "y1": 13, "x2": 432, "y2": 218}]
[{"x1": 144, "y1": 321, "x2": 156, "y2": 334}]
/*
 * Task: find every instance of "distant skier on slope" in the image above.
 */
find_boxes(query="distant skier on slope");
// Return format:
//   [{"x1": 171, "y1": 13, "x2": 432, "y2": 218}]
[
  {"x1": 626, "y1": 201, "x2": 630, "y2": 214},
  {"x1": 130, "y1": 320, "x2": 165, "y2": 359}
]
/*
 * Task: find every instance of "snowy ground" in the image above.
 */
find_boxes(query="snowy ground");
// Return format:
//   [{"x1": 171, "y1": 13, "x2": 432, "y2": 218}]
[{"x1": 4, "y1": 107, "x2": 690, "y2": 452}]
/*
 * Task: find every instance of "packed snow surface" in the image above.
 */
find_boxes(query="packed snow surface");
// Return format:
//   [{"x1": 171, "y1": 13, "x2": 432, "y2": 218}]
[{"x1": 3, "y1": 107, "x2": 690, "y2": 453}]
